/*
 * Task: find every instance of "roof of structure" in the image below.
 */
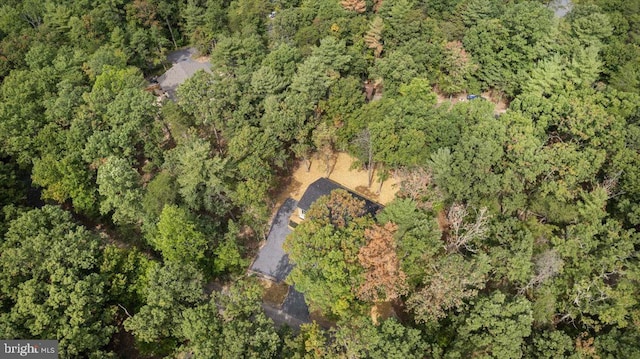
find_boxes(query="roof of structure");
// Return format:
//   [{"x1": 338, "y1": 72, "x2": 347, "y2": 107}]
[{"x1": 297, "y1": 178, "x2": 382, "y2": 216}]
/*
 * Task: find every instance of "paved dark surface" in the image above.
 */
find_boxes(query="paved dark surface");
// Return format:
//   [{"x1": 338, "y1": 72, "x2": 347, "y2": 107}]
[
  {"x1": 282, "y1": 287, "x2": 310, "y2": 322},
  {"x1": 252, "y1": 198, "x2": 311, "y2": 328},
  {"x1": 262, "y1": 287, "x2": 311, "y2": 329},
  {"x1": 262, "y1": 302, "x2": 308, "y2": 329},
  {"x1": 251, "y1": 198, "x2": 296, "y2": 281}
]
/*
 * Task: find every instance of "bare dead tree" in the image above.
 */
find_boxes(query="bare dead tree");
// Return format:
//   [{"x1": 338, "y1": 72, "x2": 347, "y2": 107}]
[
  {"x1": 520, "y1": 249, "x2": 563, "y2": 293},
  {"x1": 353, "y1": 129, "x2": 375, "y2": 187},
  {"x1": 292, "y1": 140, "x2": 313, "y2": 172},
  {"x1": 117, "y1": 303, "x2": 132, "y2": 318},
  {"x1": 601, "y1": 170, "x2": 624, "y2": 199},
  {"x1": 312, "y1": 122, "x2": 337, "y2": 177},
  {"x1": 445, "y1": 204, "x2": 489, "y2": 253}
]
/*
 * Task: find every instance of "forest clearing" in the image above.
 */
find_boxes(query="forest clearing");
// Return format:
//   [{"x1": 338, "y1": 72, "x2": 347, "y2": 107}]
[{"x1": 276, "y1": 151, "x2": 399, "y2": 209}]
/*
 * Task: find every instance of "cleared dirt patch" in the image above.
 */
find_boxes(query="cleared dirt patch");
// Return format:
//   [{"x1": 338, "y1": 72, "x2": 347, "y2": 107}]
[
  {"x1": 482, "y1": 89, "x2": 509, "y2": 114},
  {"x1": 261, "y1": 279, "x2": 290, "y2": 307},
  {"x1": 194, "y1": 55, "x2": 210, "y2": 63},
  {"x1": 278, "y1": 152, "x2": 399, "y2": 209},
  {"x1": 434, "y1": 87, "x2": 509, "y2": 115},
  {"x1": 371, "y1": 301, "x2": 395, "y2": 324}
]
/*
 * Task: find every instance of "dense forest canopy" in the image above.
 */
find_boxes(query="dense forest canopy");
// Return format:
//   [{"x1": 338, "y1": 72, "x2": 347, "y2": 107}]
[{"x1": 1, "y1": 0, "x2": 639, "y2": 357}]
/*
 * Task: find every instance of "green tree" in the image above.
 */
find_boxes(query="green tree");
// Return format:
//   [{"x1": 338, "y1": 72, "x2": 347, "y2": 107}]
[
  {"x1": 96, "y1": 156, "x2": 143, "y2": 225},
  {"x1": 124, "y1": 263, "x2": 204, "y2": 353},
  {"x1": 438, "y1": 40, "x2": 476, "y2": 95},
  {"x1": 284, "y1": 190, "x2": 373, "y2": 318},
  {"x1": 227, "y1": 0, "x2": 270, "y2": 34},
  {"x1": 213, "y1": 220, "x2": 248, "y2": 275},
  {"x1": 369, "y1": 51, "x2": 419, "y2": 96},
  {"x1": 142, "y1": 171, "x2": 178, "y2": 219},
  {"x1": 429, "y1": 101, "x2": 506, "y2": 205},
  {"x1": 527, "y1": 330, "x2": 577, "y2": 359},
  {"x1": 210, "y1": 33, "x2": 266, "y2": 76},
  {"x1": 290, "y1": 56, "x2": 333, "y2": 103},
  {"x1": 181, "y1": 0, "x2": 227, "y2": 53},
  {"x1": 595, "y1": 327, "x2": 640, "y2": 359},
  {"x1": 152, "y1": 204, "x2": 209, "y2": 266},
  {"x1": 330, "y1": 317, "x2": 428, "y2": 359},
  {"x1": 463, "y1": 2, "x2": 554, "y2": 96},
  {"x1": 281, "y1": 322, "x2": 327, "y2": 358},
  {"x1": 178, "y1": 278, "x2": 280, "y2": 359},
  {"x1": 312, "y1": 36, "x2": 351, "y2": 74},
  {"x1": 446, "y1": 292, "x2": 533, "y2": 359},
  {"x1": 0, "y1": 206, "x2": 115, "y2": 357},
  {"x1": 0, "y1": 68, "x2": 52, "y2": 166},
  {"x1": 99, "y1": 245, "x2": 152, "y2": 313},
  {"x1": 260, "y1": 42, "x2": 302, "y2": 81},
  {"x1": 553, "y1": 214, "x2": 639, "y2": 329},
  {"x1": 568, "y1": 5, "x2": 613, "y2": 47},
  {"x1": 251, "y1": 65, "x2": 287, "y2": 96},
  {"x1": 163, "y1": 137, "x2": 230, "y2": 215},
  {"x1": 377, "y1": 198, "x2": 442, "y2": 287},
  {"x1": 83, "y1": 70, "x2": 158, "y2": 165}
]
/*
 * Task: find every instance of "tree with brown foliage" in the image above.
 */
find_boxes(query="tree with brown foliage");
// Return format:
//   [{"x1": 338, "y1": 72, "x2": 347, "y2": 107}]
[
  {"x1": 364, "y1": 17, "x2": 384, "y2": 58},
  {"x1": 373, "y1": 0, "x2": 383, "y2": 13},
  {"x1": 394, "y1": 166, "x2": 446, "y2": 210},
  {"x1": 340, "y1": 0, "x2": 367, "y2": 13},
  {"x1": 357, "y1": 222, "x2": 408, "y2": 302},
  {"x1": 128, "y1": 0, "x2": 159, "y2": 27}
]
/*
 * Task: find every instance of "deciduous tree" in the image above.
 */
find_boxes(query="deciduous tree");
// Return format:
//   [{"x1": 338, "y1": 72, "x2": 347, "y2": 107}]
[
  {"x1": 447, "y1": 292, "x2": 533, "y2": 358},
  {"x1": 285, "y1": 190, "x2": 373, "y2": 317},
  {"x1": 124, "y1": 263, "x2": 204, "y2": 348},
  {"x1": 97, "y1": 156, "x2": 143, "y2": 225},
  {"x1": 152, "y1": 204, "x2": 209, "y2": 266},
  {"x1": 407, "y1": 253, "x2": 490, "y2": 323},
  {"x1": 357, "y1": 222, "x2": 408, "y2": 302},
  {"x1": 0, "y1": 206, "x2": 116, "y2": 357}
]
